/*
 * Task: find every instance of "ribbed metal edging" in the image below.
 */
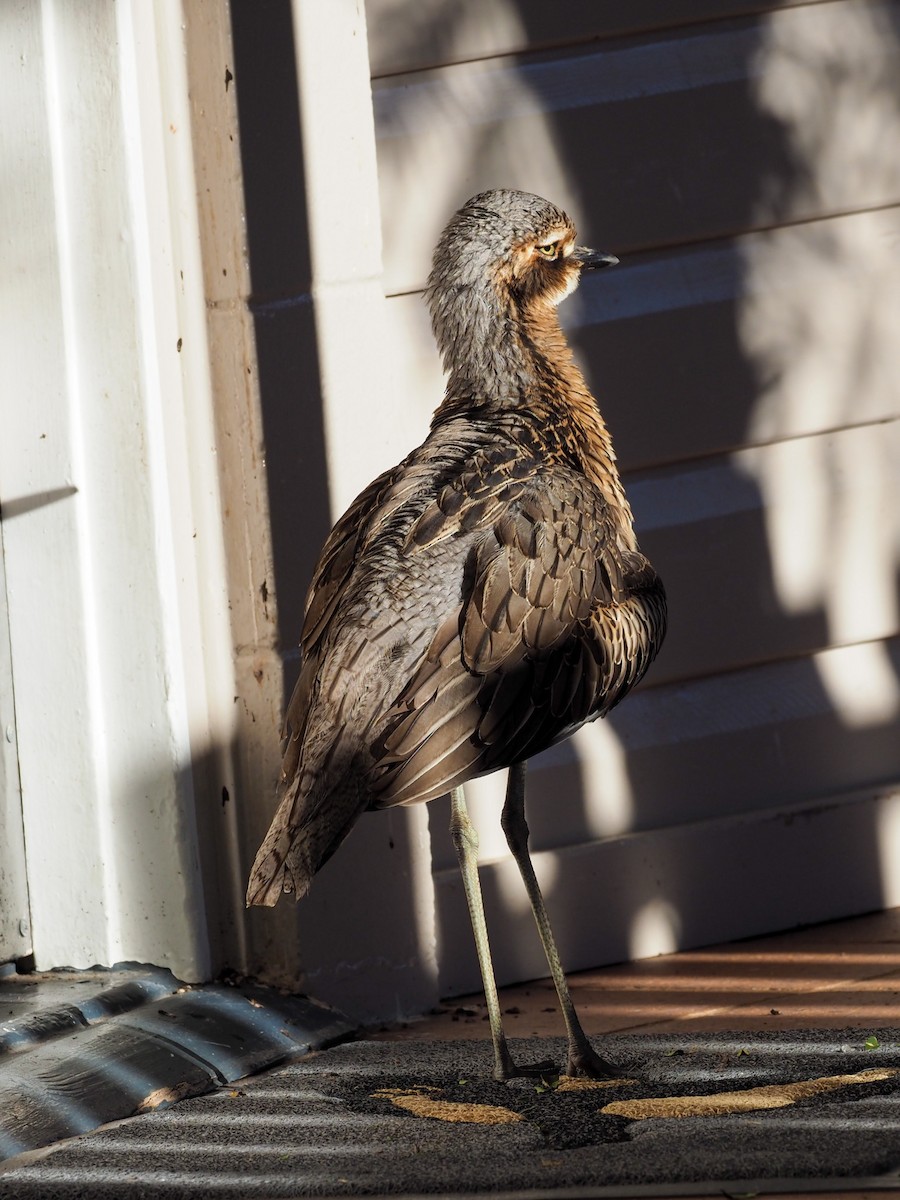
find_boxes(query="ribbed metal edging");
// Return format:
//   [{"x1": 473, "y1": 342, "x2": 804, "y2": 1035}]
[{"x1": 0, "y1": 964, "x2": 354, "y2": 1161}]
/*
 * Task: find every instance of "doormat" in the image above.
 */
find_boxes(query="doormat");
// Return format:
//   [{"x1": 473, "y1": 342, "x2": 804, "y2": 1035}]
[{"x1": 2, "y1": 1030, "x2": 899, "y2": 1197}]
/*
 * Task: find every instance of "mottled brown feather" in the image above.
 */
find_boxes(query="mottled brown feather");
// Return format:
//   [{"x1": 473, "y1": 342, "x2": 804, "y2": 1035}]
[{"x1": 246, "y1": 189, "x2": 666, "y2": 908}]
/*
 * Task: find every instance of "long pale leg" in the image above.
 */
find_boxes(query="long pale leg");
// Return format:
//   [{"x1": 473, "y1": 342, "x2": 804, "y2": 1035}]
[
  {"x1": 449, "y1": 786, "x2": 517, "y2": 1081},
  {"x1": 501, "y1": 760, "x2": 619, "y2": 1078}
]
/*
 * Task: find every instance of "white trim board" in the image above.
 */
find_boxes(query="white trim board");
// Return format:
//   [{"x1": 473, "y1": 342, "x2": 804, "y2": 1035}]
[
  {"x1": 0, "y1": 526, "x2": 30, "y2": 965},
  {"x1": 0, "y1": 1, "x2": 234, "y2": 979}
]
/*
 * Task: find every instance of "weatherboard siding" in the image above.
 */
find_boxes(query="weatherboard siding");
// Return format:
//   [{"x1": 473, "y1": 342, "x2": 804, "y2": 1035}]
[{"x1": 366, "y1": 0, "x2": 900, "y2": 994}]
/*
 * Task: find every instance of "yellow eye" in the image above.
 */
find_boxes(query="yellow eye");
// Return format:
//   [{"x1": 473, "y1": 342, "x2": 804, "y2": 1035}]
[{"x1": 536, "y1": 241, "x2": 559, "y2": 259}]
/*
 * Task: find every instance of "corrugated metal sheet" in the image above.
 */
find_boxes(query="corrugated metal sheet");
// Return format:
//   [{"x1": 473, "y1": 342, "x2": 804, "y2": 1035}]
[
  {"x1": 0, "y1": 966, "x2": 352, "y2": 1162},
  {"x1": 365, "y1": 0, "x2": 900, "y2": 993}
]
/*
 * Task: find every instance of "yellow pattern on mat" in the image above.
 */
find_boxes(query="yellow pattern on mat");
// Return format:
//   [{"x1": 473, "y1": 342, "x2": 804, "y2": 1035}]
[
  {"x1": 372, "y1": 1087, "x2": 523, "y2": 1125},
  {"x1": 602, "y1": 1067, "x2": 898, "y2": 1120},
  {"x1": 556, "y1": 1076, "x2": 638, "y2": 1093}
]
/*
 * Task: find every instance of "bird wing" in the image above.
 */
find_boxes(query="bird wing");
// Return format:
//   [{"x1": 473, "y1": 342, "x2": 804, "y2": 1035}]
[
  {"x1": 369, "y1": 452, "x2": 649, "y2": 808},
  {"x1": 247, "y1": 439, "x2": 490, "y2": 905},
  {"x1": 247, "y1": 461, "x2": 426, "y2": 907},
  {"x1": 278, "y1": 458, "x2": 433, "y2": 784},
  {"x1": 300, "y1": 463, "x2": 418, "y2": 657},
  {"x1": 247, "y1": 438, "x2": 663, "y2": 904}
]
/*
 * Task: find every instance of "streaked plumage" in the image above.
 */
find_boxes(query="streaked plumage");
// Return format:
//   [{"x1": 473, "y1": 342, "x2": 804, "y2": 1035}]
[{"x1": 247, "y1": 189, "x2": 666, "y2": 1079}]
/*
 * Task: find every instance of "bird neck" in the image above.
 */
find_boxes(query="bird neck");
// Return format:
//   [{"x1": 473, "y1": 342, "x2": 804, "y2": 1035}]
[{"x1": 433, "y1": 298, "x2": 638, "y2": 550}]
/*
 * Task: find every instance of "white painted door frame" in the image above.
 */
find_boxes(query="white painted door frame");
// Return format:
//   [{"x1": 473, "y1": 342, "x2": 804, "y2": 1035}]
[
  {"x1": 0, "y1": 0, "x2": 237, "y2": 981},
  {"x1": 0, "y1": 530, "x2": 30, "y2": 965},
  {"x1": 0, "y1": 0, "x2": 440, "y2": 1020}
]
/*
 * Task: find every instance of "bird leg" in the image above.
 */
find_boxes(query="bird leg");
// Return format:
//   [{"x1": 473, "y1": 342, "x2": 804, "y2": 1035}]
[
  {"x1": 449, "y1": 786, "x2": 518, "y2": 1081},
  {"x1": 500, "y1": 760, "x2": 620, "y2": 1079}
]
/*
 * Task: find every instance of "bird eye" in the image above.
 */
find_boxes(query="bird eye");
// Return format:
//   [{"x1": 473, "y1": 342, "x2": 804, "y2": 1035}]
[{"x1": 535, "y1": 241, "x2": 559, "y2": 259}]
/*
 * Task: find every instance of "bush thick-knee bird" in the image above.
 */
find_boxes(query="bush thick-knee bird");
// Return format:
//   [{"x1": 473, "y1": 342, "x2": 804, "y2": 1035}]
[{"x1": 247, "y1": 189, "x2": 667, "y2": 1081}]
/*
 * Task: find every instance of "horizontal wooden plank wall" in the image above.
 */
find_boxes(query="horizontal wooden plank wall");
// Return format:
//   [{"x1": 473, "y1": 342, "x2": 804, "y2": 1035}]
[
  {"x1": 367, "y1": 1, "x2": 820, "y2": 76},
  {"x1": 366, "y1": 0, "x2": 900, "y2": 994}
]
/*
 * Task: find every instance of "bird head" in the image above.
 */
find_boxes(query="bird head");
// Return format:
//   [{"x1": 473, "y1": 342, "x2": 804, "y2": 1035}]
[{"x1": 426, "y1": 189, "x2": 617, "y2": 326}]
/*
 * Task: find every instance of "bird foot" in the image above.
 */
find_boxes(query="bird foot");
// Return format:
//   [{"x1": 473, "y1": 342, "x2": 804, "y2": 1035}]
[
  {"x1": 493, "y1": 1055, "x2": 558, "y2": 1083},
  {"x1": 565, "y1": 1042, "x2": 622, "y2": 1080}
]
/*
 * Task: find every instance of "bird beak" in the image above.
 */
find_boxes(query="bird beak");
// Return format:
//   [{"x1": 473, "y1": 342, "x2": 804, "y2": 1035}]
[{"x1": 573, "y1": 247, "x2": 619, "y2": 270}]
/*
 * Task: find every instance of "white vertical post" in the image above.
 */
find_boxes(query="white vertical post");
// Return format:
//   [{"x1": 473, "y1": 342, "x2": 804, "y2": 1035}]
[
  {"x1": 290, "y1": 0, "x2": 415, "y2": 508},
  {"x1": 0, "y1": 536, "x2": 30, "y2": 964},
  {"x1": 284, "y1": 0, "x2": 439, "y2": 1017},
  {"x1": 0, "y1": 0, "x2": 235, "y2": 980}
]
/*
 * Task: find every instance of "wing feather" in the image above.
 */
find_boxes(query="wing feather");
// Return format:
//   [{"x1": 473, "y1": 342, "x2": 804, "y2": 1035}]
[
  {"x1": 369, "y1": 460, "x2": 655, "y2": 808},
  {"x1": 249, "y1": 432, "x2": 666, "y2": 905}
]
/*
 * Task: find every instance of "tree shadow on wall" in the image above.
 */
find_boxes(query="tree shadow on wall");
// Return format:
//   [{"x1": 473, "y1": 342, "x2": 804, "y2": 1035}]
[
  {"x1": 219, "y1": 0, "x2": 900, "y2": 1014},
  {"x1": 368, "y1": 0, "x2": 900, "y2": 995}
]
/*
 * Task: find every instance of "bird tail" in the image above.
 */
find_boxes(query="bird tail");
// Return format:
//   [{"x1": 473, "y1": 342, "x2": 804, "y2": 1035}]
[
  {"x1": 245, "y1": 760, "x2": 368, "y2": 907},
  {"x1": 245, "y1": 794, "x2": 312, "y2": 907},
  {"x1": 247, "y1": 625, "x2": 401, "y2": 907}
]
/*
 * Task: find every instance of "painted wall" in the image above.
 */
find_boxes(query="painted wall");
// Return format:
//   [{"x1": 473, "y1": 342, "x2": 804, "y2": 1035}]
[
  {"x1": 2, "y1": 0, "x2": 898, "y2": 1027},
  {"x1": 363, "y1": 0, "x2": 900, "y2": 993}
]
